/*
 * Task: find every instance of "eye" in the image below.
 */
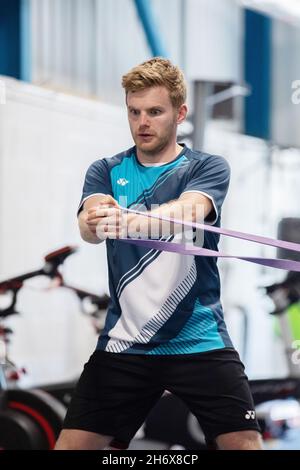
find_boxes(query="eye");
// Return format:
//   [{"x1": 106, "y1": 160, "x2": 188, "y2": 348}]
[
  {"x1": 150, "y1": 109, "x2": 162, "y2": 116},
  {"x1": 129, "y1": 109, "x2": 139, "y2": 116}
]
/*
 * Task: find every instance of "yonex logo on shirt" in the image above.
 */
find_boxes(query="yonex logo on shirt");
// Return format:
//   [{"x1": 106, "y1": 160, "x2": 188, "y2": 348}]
[{"x1": 117, "y1": 178, "x2": 129, "y2": 186}]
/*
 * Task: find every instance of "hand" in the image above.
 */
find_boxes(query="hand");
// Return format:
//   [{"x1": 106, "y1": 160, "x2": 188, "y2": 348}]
[{"x1": 86, "y1": 196, "x2": 124, "y2": 240}]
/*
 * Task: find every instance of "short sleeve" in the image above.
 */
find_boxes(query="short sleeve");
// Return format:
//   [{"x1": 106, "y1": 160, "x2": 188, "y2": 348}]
[
  {"x1": 77, "y1": 159, "x2": 113, "y2": 213},
  {"x1": 182, "y1": 155, "x2": 230, "y2": 224}
]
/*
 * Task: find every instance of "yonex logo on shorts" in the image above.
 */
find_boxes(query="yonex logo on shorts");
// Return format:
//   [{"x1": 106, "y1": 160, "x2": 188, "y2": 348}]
[{"x1": 245, "y1": 410, "x2": 255, "y2": 420}]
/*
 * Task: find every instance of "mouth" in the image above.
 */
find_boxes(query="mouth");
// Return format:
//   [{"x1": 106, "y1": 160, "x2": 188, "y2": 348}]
[{"x1": 138, "y1": 134, "x2": 155, "y2": 142}]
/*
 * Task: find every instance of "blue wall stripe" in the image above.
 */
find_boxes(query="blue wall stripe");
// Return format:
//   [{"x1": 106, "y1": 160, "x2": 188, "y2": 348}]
[
  {"x1": 244, "y1": 8, "x2": 272, "y2": 140},
  {"x1": 0, "y1": 0, "x2": 21, "y2": 78},
  {"x1": 0, "y1": 0, "x2": 31, "y2": 81},
  {"x1": 133, "y1": 0, "x2": 168, "y2": 57},
  {"x1": 20, "y1": 0, "x2": 31, "y2": 81}
]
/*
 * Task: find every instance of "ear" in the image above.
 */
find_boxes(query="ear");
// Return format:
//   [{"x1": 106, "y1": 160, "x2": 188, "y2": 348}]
[{"x1": 176, "y1": 104, "x2": 188, "y2": 125}]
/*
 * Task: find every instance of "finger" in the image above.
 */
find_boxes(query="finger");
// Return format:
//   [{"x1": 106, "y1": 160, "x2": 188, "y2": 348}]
[
  {"x1": 95, "y1": 225, "x2": 124, "y2": 238},
  {"x1": 87, "y1": 204, "x2": 115, "y2": 218},
  {"x1": 87, "y1": 203, "x2": 113, "y2": 213},
  {"x1": 86, "y1": 211, "x2": 122, "y2": 224},
  {"x1": 86, "y1": 208, "x2": 119, "y2": 220},
  {"x1": 88, "y1": 226, "x2": 97, "y2": 234},
  {"x1": 100, "y1": 231, "x2": 124, "y2": 240},
  {"x1": 87, "y1": 216, "x2": 123, "y2": 228},
  {"x1": 99, "y1": 195, "x2": 119, "y2": 207},
  {"x1": 95, "y1": 207, "x2": 122, "y2": 218},
  {"x1": 88, "y1": 219, "x2": 120, "y2": 228},
  {"x1": 90, "y1": 225, "x2": 123, "y2": 236},
  {"x1": 100, "y1": 222, "x2": 123, "y2": 233},
  {"x1": 86, "y1": 212, "x2": 99, "y2": 222}
]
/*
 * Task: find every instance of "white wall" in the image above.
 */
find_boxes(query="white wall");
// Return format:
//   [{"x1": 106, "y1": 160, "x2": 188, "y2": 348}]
[
  {"x1": 30, "y1": 0, "x2": 243, "y2": 106},
  {"x1": 1, "y1": 77, "x2": 299, "y2": 385},
  {"x1": 30, "y1": 0, "x2": 184, "y2": 104},
  {"x1": 204, "y1": 121, "x2": 300, "y2": 379},
  {"x1": 0, "y1": 76, "x2": 132, "y2": 386},
  {"x1": 185, "y1": 0, "x2": 242, "y2": 82},
  {"x1": 272, "y1": 19, "x2": 300, "y2": 147}
]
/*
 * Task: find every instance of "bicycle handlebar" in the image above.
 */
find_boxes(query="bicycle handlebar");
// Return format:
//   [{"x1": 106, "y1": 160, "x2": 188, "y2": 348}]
[
  {"x1": 44, "y1": 246, "x2": 77, "y2": 273},
  {"x1": 264, "y1": 271, "x2": 300, "y2": 315},
  {"x1": 0, "y1": 246, "x2": 109, "y2": 318},
  {"x1": 64, "y1": 284, "x2": 109, "y2": 311},
  {"x1": 0, "y1": 246, "x2": 76, "y2": 290}
]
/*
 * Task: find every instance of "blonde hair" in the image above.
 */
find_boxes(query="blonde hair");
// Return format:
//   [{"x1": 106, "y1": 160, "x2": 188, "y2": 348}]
[{"x1": 122, "y1": 57, "x2": 186, "y2": 108}]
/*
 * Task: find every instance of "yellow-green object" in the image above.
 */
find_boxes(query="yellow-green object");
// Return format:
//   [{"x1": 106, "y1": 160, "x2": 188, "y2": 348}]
[
  {"x1": 273, "y1": 302, "x2": 300, "y2": 345},
  {"x1": 287, "y1": 302, "x2": 300, "y2": 344}
]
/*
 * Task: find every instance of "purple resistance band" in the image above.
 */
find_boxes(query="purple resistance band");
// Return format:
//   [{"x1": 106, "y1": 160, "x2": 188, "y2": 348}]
[{"x1": 119, "y1": 207, "x2": 300, "y2": 272}]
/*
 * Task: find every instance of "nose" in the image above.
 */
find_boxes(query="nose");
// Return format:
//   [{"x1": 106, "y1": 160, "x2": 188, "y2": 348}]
[{"x1": 138, "y1": 111, "x2": 150, "y2": 128}]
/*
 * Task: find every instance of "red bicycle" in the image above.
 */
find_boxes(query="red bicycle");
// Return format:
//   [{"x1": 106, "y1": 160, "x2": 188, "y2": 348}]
[{"x1": 0, "y1": 246, "x2": 109, "y2": 449}]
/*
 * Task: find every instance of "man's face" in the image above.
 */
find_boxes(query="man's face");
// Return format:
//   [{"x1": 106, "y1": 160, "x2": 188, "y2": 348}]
[{"x1": 126, "y1": 86, "x2": 186, "y2": 156}]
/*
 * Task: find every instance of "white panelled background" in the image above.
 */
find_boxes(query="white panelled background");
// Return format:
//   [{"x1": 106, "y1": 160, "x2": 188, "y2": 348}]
[
  {"x1": 30, "y1": 0, "x2": 242, "y2": 104},
  {"x1": 0, "y1": 77, "x2": 132, "y2": 386},
  {"x1": 205, "y1": 123, "x2": 300, "y2": 379},
  {"x1": 1, "y1": 0, "x2": 300, "y2": 386},
  {"x1": 272, "y1": 18, "x2": 300, "y2": 147},
  {"x1": 30, "y1": 0, "x2": 185, "y2": 104},
  {"x1": 1, "y1": 77, "x2": 300, "y2": 385}
]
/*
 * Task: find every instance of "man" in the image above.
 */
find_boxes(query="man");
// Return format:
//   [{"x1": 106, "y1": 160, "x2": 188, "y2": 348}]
[{"x1": 55, "y1": 58, "x2": 262, "y2": 450}]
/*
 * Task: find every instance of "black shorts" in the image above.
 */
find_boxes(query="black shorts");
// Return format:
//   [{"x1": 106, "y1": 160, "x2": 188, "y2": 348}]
[{"x1": 63, "y1": 348, "x2": 261, "y2": 448}]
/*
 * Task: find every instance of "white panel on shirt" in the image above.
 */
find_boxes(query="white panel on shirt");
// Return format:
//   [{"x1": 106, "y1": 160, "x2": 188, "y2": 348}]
[{"x1": 105, "y1": 232, "x2": 197, "y2": 352}]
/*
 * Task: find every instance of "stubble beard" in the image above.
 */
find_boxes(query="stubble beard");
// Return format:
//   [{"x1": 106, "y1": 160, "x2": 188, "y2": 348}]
[
  {"x1": 137, "y1": 135, "x2": 169, "y2": 157},
  {"x1": 135, "y1": 121, "x2": 177, "y2": 157}
]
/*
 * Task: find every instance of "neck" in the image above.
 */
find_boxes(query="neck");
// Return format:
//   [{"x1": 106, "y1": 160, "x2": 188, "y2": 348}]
[{"x1": 136, "y1": 142, "x2": 183, "y2": 165}]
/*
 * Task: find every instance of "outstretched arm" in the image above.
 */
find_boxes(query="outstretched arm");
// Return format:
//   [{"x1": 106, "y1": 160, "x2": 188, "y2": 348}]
[{"x1": 92, "y1": 192, "x2": 213, "y2": 240}]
